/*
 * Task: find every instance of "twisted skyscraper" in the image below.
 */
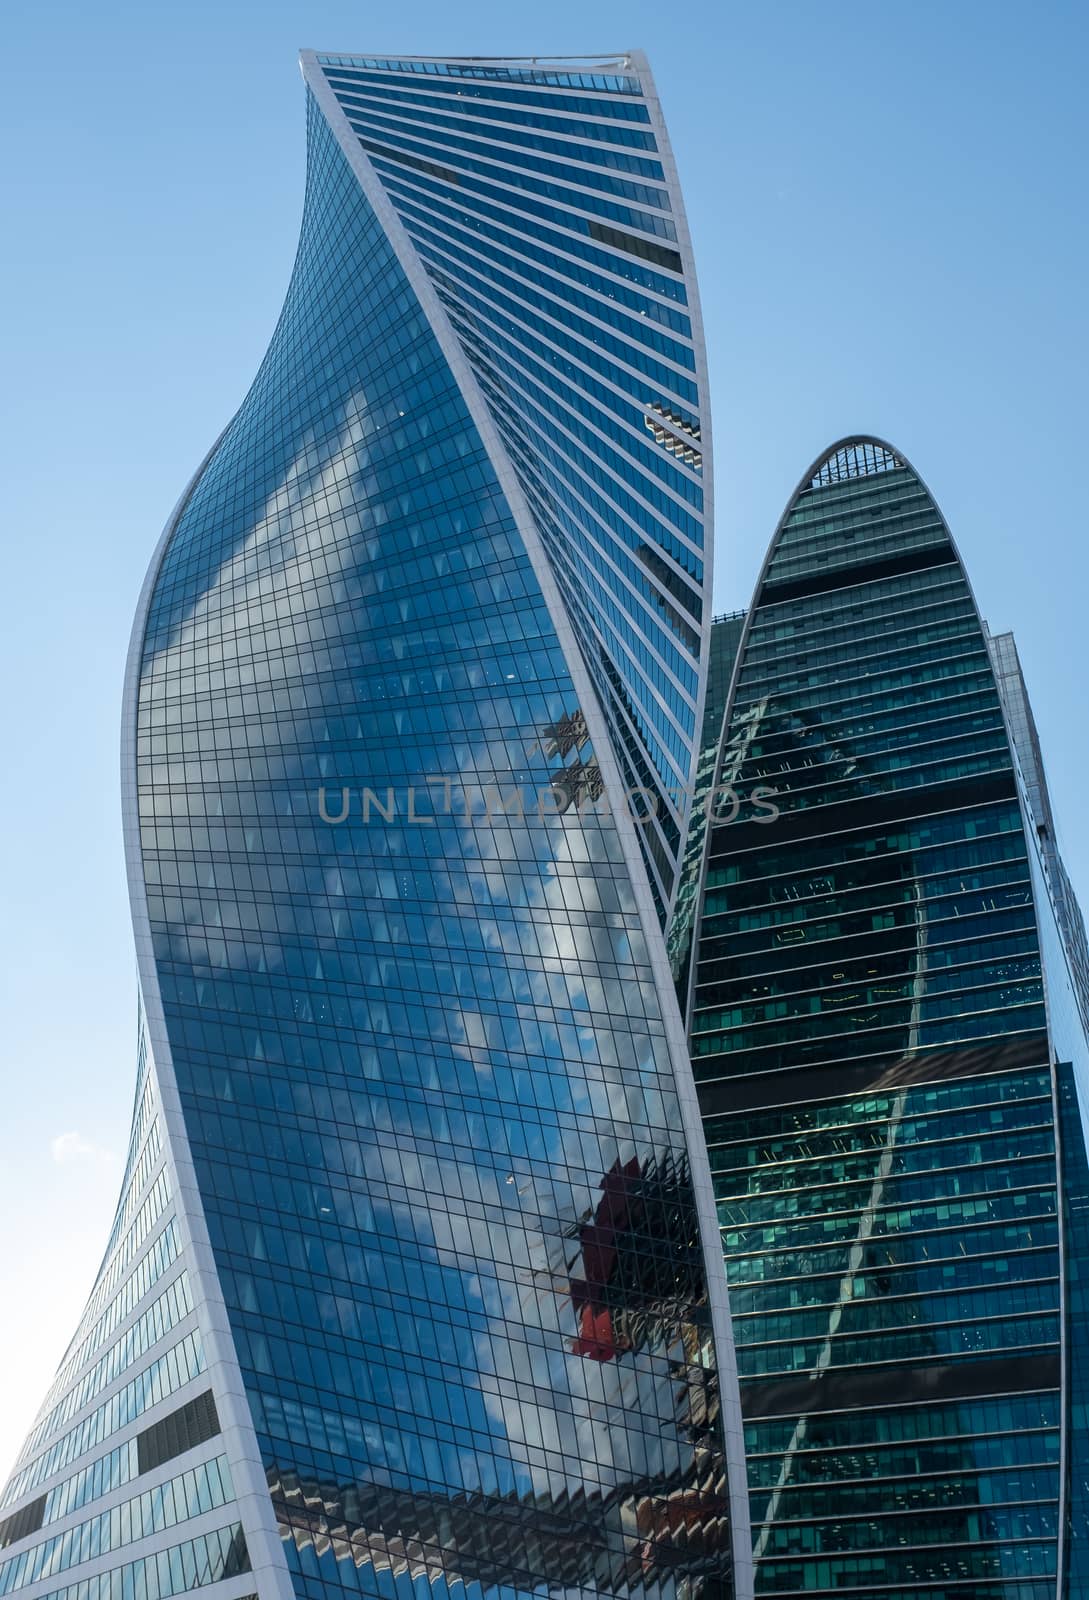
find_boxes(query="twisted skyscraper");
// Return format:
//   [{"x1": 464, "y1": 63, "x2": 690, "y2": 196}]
[{"x1": 0, "y1": 53, "x2": 750, "y2": 1600}]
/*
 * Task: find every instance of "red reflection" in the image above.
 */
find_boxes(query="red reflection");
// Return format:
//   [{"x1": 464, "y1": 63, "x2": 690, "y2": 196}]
[{"x1": 570, "y1": 1157, "x2": 641, "y2": 1361}]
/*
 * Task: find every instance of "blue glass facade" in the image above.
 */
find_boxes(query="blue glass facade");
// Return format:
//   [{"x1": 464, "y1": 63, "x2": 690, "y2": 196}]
[
  {"x1": 1, "y1": 51, "x2": 746, "y2": 1600},
  {"x1": 681, "y1": 438, "x2": 1089, "y2": 1598},
  {"x1": 305, "y1": 50, "x2": 713, "y2": 915}
]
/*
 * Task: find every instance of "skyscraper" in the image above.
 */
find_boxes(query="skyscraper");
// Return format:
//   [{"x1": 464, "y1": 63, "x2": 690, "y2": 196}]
[
  {"x1": 0, "y1": 53, "x2": 751, "y2": 1600},
  {"x1": 681, "y1": 436, "x2": 1089, "y2": 1597}
]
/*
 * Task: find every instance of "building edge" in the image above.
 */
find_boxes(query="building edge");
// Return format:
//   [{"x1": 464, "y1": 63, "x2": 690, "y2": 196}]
[
  {"x1": 626, "y1": 46, "x2": 717, "y2": 868},
  {"x1": 120, "y1": 436, "x2": 296, "y2": 1600}
]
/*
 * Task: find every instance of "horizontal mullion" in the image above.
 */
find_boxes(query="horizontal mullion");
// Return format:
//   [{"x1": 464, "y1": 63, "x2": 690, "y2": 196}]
[
  {"x1": 770, "y1": 515, "x2": 947, "y2": 569},
  {"x1": 375, "y1": 167, "x2": 699, "y2": 423},
  {"x1": 697, "y1": 857, "x2": 1033, "y2": 935},
  {"x1": 475, "y1": 391, "x2": 701, "y2": 768},
  {"x1": 731, "y1": 660, "x2": 994, "y2": 725},
  {"x1": 398, "y1": 204, "x2": 701, "y2": 450},
  {"x1": 708, "y1": 1105, "x2": 1053, "y2": 1168},
  {"x1": 732, "y1": 726, "x2": 1010, "y2": 788},
  {"x1": 737, "y1": 707, "x2": 1007, "y2": 768},
  {"x1": 703, "y1": 806, "x2": 1022, "y2": 887},
  {"x1": 322, "y1": 66, "x2": 653, "y2": 117},
  {"x1": 725, "y1": 1213, "x2": 1059, "y2": 1273},
  {"x1": 735, "y1": 636, "x2": 991, "y2": 701},
  {"x1": 741, "y1": 619, "x2": 983, "y2": 680},
  {"x1": 407, "y1": 230, "x2": 704, "y2": 509},
  {"x1": 701, "y1": 846, "x2": 1030, "y2": 916},
  {"x1": 725, "y1": 742, "x2": 1014, "y2": 808},
  {"x1": 694, "y1": 957, "x2": 1041, "y2": 1020},
  {"x1": 356, "y1": 121, "x2": 676, "y2": 233},
  {"x1": 726, "y1": 1243, "x2": 1058, "y2": 1298},
  {"x1": 708, "y1": 1104, "x2": 1055, "y2": 1169},
  {"x1": 737, "y1": 1312, "x2": 1059, "y2": 1359},
  {"x1": 772, "y1": 517, "x2": 947, "y2": 573},
  {"x1": 332, "y1": 89, "x2": 669, "y2": 182},
  {"x1": 694, "y1": 985, "x2": 1044, "y2": 1054},
  {"x1": 746, "y1": 568, "x2": 967, "y2": 639},
  {"x1": 696, "y1": 907, "x2": 1038, "y2": 975},
  {"x1": 393, "y1": 191, "x2": 696, "y2": 376},
  {"x1": 694, "y1": 943, "x2": 1040, "y2": 1019},
  {"x1": 325, "y1": 79, "x2": 660, "y2": 153},
  {"x1": 714, "y1": 1142, "x2": 1056, "y2": 1206},
  {"x1": 750, "y1": 1492, "x2": 1059, "y2": 1533},
  {"x1": 373, "y1": 164, "x2": 692, "y2": 332}
]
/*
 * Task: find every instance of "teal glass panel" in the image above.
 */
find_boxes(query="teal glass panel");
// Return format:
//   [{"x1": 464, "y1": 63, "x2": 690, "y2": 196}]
[{"x1": 679, "y1": 438, "x2": 1089, "y2": 1597}]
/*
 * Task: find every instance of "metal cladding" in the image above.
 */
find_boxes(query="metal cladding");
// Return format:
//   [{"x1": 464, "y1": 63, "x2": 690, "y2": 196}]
[
  {"x1": 682, "y1": 436, "x2": 1089, "y2": 1598},
  {"x1": 0, "y1": 52, "x2": 749, "y2": 1600}
]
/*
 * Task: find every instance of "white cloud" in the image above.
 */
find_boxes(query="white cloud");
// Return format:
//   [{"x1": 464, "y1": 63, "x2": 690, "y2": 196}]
[{"x1": 50, "y1": 1131, "x2": 114, "y2": 1166}]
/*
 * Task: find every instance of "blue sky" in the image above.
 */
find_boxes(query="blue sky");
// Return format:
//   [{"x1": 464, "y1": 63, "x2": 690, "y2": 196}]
[{"x1": 1, "y1": 0, "x2": 1086, "y2": 1475}]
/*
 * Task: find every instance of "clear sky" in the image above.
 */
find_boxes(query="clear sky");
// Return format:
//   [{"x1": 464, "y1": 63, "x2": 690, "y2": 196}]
[{"x1": 1, "y1": 0, "x2": 1086, "y2": 1480}]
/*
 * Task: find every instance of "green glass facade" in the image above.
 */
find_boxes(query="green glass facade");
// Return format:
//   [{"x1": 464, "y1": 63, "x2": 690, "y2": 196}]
[{"x1": 681, "y1": 438, "x2": 1089, "y2": 1597}]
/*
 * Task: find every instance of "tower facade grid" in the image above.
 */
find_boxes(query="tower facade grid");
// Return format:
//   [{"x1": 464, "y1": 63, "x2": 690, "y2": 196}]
[
  {"x1": 0, "y1": 51, "x2": 750, "y2": 1600},
  {"x1": 680, "y1": 436, "x2": 1089, "y2": 1599}
]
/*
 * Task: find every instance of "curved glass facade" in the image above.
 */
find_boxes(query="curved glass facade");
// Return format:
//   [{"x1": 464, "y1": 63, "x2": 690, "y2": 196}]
[
  {"x1": 0, "y1": 51, "x2": 746, "y2": 1600},
  {"x1": 305, "y1": 49, "x2": 714, "y2": 915},
  {"x1": 682, "y1": 437, "x2": 1089, "y2": 1598}
]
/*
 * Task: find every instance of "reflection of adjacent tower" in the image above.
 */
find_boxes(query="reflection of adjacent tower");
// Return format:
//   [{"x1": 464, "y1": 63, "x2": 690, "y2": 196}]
[
  {"x1": 0, "y1": 52, "x2": 751, "y2": 1600},
  {"x1": 679, "y1": 438, "x2": 1087, "y2": 1596}
]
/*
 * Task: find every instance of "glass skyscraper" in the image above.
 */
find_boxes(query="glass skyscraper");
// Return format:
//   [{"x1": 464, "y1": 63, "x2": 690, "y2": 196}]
[
  {"x1": 0, "y1": 53, "x2": 751, "y2": 1600},
  {"x1": 681, "y1": 436, "x2": 1089, "y2": 1597}
]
